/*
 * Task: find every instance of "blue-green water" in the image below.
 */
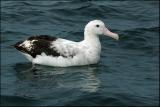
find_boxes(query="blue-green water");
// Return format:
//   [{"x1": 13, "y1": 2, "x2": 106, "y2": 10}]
[{"x1": 1, "y1": 0, "x2": 159, "y2": 106}]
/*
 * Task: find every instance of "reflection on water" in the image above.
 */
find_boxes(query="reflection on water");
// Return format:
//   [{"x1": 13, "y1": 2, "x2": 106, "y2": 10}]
[{"x1": 13, "y1": 63, "x2": 100, "y2": 97}]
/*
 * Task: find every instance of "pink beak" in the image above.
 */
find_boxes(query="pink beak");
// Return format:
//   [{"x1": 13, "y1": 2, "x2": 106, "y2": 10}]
[{"x1": 103, "y1": 27, "x2": 119, "y2": 40}]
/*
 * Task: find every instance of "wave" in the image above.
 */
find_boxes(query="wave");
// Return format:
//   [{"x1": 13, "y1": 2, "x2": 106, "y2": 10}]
[{"x1": 0, "y1": 95, "x2": 43, "y2": 106}]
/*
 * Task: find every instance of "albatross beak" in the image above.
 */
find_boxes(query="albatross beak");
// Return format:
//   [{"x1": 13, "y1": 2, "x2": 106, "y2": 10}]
[{"x1": 103, "y1": 27, "x2": 119, "y2": 40}]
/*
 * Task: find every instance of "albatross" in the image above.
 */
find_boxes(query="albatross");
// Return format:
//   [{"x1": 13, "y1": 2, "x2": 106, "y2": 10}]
[{"x1": 13, "y1": 20, "x2": 119, "y2": 67}]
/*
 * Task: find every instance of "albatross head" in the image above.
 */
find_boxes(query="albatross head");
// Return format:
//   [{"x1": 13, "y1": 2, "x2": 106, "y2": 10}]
[{"x1": 84, "y1": 20, "x2": 119, "y2": 40}]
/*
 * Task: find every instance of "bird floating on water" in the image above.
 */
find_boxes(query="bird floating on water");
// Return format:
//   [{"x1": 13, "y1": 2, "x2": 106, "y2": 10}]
[{"x1": 13, "y1": 20, "x2": 119, "y2": 67}]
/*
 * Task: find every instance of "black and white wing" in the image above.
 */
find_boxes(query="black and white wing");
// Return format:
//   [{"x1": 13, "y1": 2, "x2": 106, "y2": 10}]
[{"x1": 13, "y1": 35, "x2": 79, "y2": 58}]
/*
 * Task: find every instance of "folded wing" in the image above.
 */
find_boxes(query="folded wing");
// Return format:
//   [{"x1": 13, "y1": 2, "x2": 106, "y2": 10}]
[{"x1": 14, "y1": 35, "x2": 79, "y2": 58}]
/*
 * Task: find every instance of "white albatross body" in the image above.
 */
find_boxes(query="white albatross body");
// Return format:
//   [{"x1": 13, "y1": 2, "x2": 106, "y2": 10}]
[{"x1": 14, "y1": 20, "x2": 119, "y2": 67}]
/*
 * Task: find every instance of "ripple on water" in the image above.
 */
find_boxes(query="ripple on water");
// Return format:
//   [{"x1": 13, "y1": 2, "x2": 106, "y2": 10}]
[{"x1": 1, "y1": 0, "x2": 159, "y2": 106}]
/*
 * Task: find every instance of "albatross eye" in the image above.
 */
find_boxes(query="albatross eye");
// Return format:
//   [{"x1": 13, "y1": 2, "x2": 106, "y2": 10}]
[{"x1": 96, "y1": 25, "x2": 99, "y2": 27}]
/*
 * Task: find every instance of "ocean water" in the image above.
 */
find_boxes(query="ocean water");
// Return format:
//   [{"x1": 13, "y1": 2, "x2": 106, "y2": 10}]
[{"x1": 1, "y1": 0, "x2": 159, "y2": 106}]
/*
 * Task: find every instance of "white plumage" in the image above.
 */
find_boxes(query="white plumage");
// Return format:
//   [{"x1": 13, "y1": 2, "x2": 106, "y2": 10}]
[{"x1": 14, "y1": 20, "x2": 119, "y2": 67}]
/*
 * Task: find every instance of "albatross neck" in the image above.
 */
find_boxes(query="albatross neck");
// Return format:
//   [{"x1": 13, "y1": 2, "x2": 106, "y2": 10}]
[
  {"x1": 84, "y1": 30, "x2": 101, "y2": 45},
  {"x1": 83, "y1": 30, "x2": 101, "y2": 57}
]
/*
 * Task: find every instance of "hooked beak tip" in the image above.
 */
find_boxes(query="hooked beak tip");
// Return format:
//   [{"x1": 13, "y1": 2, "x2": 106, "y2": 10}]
[{"x1": 115, "y1": 34, "x2": 119, "y2": 41}]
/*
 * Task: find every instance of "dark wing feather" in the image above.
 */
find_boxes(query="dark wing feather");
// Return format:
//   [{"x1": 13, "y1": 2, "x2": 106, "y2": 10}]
[
  {"x1": 27, "y1": 35, "x2": 57, "y2": 41},
  {"x1": 14, "y1": 35, "x2": 60, "y2": 58}
]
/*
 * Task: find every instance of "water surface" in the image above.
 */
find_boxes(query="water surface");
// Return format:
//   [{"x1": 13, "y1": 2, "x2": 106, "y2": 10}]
[{"x1": 1, "y1": 0, "x2": 159, "y2": 106}]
